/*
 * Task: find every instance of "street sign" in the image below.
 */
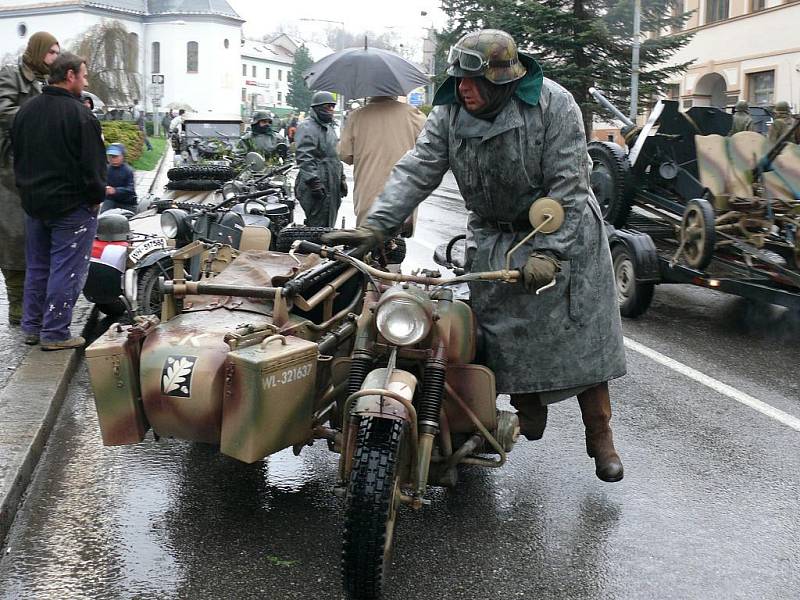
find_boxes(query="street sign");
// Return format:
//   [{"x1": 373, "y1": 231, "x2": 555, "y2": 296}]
[
  {"x1": 151, "y1": 74, "x2": 164, "y2": 84},
  {"x1": 148, "y1": 83, "x2": 164, "y2": 99},
  {"x1": 408, "y1": 92, "x2": 424, "y2": 107}
]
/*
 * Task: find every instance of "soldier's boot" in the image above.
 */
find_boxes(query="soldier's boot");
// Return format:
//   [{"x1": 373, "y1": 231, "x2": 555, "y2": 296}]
[
  {"x1": 1, "y1": 268, "x2": 25, "y2": 326},
  {"x1": 510, "y1": 393, "x2": 548, "y2": 440},
  {"x1": 577, "y1": 383, "x2": 624, "y2": 482}
]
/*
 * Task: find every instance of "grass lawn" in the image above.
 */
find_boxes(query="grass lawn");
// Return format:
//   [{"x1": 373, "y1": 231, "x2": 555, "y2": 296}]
[{"x1": 132, "y1": 136, "x2": 167, "y2": 171}]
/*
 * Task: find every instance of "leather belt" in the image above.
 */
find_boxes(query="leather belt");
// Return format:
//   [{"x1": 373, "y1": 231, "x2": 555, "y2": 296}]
[{"x1": 483, "y1": 218, "x2": 532, "y2": 234}]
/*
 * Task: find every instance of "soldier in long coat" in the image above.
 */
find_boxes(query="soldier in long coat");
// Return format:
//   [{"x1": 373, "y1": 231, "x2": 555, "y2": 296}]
[
  {"x1": 0, "y1": 31, "x2": 59, "y2": 325},
  {"x1": 294, "y1": 91, "x2": 345, "y2": 228},
  {"x1": 324, "y1": 30, "x2": 627, "y2": 482}
]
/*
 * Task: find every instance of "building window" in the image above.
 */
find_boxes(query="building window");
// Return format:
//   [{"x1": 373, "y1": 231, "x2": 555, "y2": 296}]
[
  {"x1": 17, "y1": 22, "x2": 27, "y2": 37},
  {"x1": 242, "y1": 63, "x2": 247, "y2": 76},
  {"x1": 266, "y1": 67, "x2": 270, "y2": 79},
  {"x1": 706, "y1": 0, "x2": 729, "y2": 24},
  {"x1": 278, "y1": 91, "x2": 282, "y2": 104},
  {"x1": 665, "y1": 84, "x2": 680, "y2": 100},
  {"x1": 751, "y1": 0, "x2": 766, "y2": 11},
  {"x1": 242, "y1": 88, "x2": 247, "y2": 102},
  {"x1": 127, "y1": 32, "x2": 139, "y2": 72},
  {"x1": 278, "y1": 69, "x2": 282, "y2": 81},
  {"x1": 252, "y1": 65, "x2": 256, "y2": 77},
  {"x1": 224, "y1": 38, "x2": 230, "y2": 49},
  {"x1": 152, "y1": 42, "x2": 160, "y2": 73},
  {"x1": 747, "y1": 70, "x2": 775, "y2": 105},
  {"x1": 187, "y1": 41, "x2": 199, "y2": 73}
]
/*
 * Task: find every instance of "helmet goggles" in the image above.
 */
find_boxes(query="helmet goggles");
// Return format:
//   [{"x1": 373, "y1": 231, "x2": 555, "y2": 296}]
[{"x1": 447, "y1": 45, "x2": 519, "y2": 76}]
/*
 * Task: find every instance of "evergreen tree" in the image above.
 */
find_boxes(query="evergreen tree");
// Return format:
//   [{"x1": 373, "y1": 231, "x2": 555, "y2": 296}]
[
  {"x1": 288, "y1": 44, "x2": 314, "y2": 112},
  {"x1": 438, "y1": 0, "x2": 695, "y2": 135}
]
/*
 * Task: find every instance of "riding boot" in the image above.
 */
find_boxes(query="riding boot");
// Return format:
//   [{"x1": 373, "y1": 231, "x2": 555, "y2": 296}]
[
  {"x1": 510, "y1": 393, "x2": 548, "y2": 440},
  {"x1": 2, "y1": 268, "x2": 25, "y2": 326},
  {"x1": 577, "y1": 382, "x2": 624, "y2": 482}
]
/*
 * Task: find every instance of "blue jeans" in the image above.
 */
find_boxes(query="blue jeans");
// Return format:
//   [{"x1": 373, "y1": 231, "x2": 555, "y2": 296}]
[{"x1": 22, "y1": 205, "x2": 98, "y2": 342}]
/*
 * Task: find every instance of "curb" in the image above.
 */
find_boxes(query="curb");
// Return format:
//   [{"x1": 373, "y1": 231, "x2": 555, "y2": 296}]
[
  {"x1": 147, "y1": 144, "x2": 171, "y2": 195},
  {"x1": 0, "y1": 300, "x2": 97, "y2": 549}
]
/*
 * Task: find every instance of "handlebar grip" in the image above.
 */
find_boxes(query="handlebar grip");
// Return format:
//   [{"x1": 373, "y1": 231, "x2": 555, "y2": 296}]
[{"x1": 295, "y1": 240, "x2": 329, "y2": 256}]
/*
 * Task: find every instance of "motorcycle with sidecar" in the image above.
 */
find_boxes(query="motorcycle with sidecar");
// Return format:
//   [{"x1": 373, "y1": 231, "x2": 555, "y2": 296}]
[{"x1": 86, "y1": 197, "x2": 565, "y2": 600}]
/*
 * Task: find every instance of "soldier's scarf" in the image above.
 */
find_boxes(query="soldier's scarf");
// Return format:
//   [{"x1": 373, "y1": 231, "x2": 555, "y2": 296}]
[
  {"x1": 252, "y1": 122, "x2": 272, "y2": 134},
  {"x1": 313, "y1": 106, "x2": 334, "y2": 124},
  {"x1": 23, "y1": 31, "x2": 58, "y2": 79},
  {"x1": 458, "y1": 76, "x2": 521, "y2": 121}
]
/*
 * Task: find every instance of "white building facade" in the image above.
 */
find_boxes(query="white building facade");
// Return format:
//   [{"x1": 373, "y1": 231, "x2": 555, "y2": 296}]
[
  {"x1": 666, "y1": 0, "x2": 800, "y2": 110},
  {"x1": 0, "y1": 0, "x2": 244, "y2": 115},
  {"x1": 240, "y1": 38, "x2": 293, "y2": 117}
]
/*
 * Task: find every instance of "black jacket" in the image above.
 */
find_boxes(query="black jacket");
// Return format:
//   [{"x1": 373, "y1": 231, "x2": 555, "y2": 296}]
[{"x1": 11, "y1": 85, "x2": 106, "y2": 218}]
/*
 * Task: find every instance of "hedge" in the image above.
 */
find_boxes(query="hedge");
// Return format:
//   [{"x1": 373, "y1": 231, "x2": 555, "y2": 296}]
[{"x1": 101, "y1": 121, "x2": 144, "y2": 163}]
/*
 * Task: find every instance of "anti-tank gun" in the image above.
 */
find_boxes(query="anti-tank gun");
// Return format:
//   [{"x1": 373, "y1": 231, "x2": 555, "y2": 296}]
[{"x1": 588, "y1": 87, "x2": 800, "y2": 298}]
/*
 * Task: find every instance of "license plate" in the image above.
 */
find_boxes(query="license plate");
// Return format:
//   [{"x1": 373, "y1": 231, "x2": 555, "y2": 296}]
[{"x1": 129, "y1": 237, "x2": 167, "y2": 264}]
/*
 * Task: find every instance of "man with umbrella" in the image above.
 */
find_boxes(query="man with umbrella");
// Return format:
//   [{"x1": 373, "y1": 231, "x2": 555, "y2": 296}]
[
  {"x1": 294, "y1": 91, "x2": 345, "y2": 228},
  {"x1": 323, "y1": 29, "x2": 626, "y2": 483}
]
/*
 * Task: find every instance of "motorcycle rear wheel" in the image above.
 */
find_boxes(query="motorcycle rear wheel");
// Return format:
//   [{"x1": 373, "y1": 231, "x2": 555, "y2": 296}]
[{"x1": 342, "y1": 416, "x2": 404, "y2": 600}]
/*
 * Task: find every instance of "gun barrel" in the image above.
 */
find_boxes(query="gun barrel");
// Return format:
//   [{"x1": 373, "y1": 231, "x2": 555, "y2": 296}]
[{"x1": 589, "y1": 87, "x2": 634, "y2": 128}]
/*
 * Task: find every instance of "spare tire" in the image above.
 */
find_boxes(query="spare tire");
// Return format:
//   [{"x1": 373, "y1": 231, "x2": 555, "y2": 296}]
[
  {"x1": 167, "y1": 165, "x2": 236, "y2": 182},
  {"x1": 166, "y1": 179, "x2": 224, "y2": 191},
  {"x1": 588, "y1": 141, "x2": 635, "y2": 228},
  {"x1": 275, "y1": 226, "x2": 335, "y2": 253}
]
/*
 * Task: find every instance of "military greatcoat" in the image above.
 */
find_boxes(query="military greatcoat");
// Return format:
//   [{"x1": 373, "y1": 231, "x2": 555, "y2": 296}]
[
  {"x1": 294, "y1": 112, "x2": 344, "y2": 228},
  {"x1": 365, "y1": 59, "x2": 626, "y2": 395},
  {"x1": 0, "y1": 59, "x2": 43, "y2": 270}
]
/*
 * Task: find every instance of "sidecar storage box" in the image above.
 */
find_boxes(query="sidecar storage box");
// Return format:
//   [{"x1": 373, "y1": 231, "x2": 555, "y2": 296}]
[
  {"x1": 86, "y1": 322, "x2": 152, "y2": 445},
  {"x1": 221, "y1": 335, "x2": 318, "y2": 463}
]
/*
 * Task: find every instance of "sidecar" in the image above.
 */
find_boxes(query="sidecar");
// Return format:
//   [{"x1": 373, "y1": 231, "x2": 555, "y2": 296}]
[{"x1": 86, "y1": 244, "x2": 364, "y2": 463}]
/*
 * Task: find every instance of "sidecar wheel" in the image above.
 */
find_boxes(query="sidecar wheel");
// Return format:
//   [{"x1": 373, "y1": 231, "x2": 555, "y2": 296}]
[
  {"x1": 342, "y1": 417, "x2": 404, "y2": 600},
  {"x1": 136, "y1": 260, "x2": 184, "y2": 316}
]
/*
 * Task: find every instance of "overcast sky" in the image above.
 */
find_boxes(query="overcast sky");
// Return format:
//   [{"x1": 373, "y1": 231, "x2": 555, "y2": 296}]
[{"x1": 228, "y1": 0, "x2": 447, "y2": 52}]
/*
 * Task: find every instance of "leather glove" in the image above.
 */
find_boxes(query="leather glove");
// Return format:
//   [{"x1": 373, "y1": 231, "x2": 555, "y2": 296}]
[
  {"x1": 308, "y1": 177, "x2": 326, "y2": 201},
  {"x1": 522, "y1": 252, "x2": 560, "y2": 292},
  {"x1": 340, "y1": 179, "x2": 348, "y2": 197},
  {"x1": 321, "y1": 225, "x2": 385, "y2": 254}
]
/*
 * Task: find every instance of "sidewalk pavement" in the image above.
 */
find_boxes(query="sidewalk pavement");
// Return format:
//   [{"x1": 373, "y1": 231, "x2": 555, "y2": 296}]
[{"x1": 0, "y1": 147, "x2": 169, "y2": 549}]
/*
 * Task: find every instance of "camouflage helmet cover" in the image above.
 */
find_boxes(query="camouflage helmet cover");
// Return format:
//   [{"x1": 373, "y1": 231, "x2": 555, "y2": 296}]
[
  {"x1": 446, "y1": 29, "x2": 527, "y2": 85},
  {"x1": 734, "y1": 100, "x2": 749, "y2": 113},
  {"x1": 251, "y1": 110, "x2": 273, "y2": 123}
]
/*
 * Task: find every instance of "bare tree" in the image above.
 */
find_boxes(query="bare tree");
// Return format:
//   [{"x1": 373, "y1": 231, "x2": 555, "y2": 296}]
[{"x1": 72, "y1": 20, "x2": 141, "y2": 107}]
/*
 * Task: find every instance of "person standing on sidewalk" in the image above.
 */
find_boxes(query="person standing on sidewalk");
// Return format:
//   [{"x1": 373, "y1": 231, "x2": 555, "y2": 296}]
[
  {"x1": 339, "y1": 96, "x2": 426, "y2": 226},
  {"x1": 11, "y1": 52, "x2": 107, "y2": 350},
  {"x1": 0, "y1": 31, "x2": 60, "y2": 326}
]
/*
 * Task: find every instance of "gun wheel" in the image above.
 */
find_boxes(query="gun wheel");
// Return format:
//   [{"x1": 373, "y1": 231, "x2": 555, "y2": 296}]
[
  {"x1": 681, "y1": 198, "x2": 716, "y2": 270},
  {"x1": 342, "y1": 417, "x2": 404, "y2": 600},
  {"x1": 588, "y1": 141, "x2": 635, "y2": 228}
]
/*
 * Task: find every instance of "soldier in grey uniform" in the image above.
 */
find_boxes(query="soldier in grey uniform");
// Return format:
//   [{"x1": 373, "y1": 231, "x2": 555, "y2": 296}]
[
  {"x1": 294, "y1": 91, "x2": 346, "y2": 228},
  {"x1": 324, "y1": 29, "x2": 626, "y2": 482},
  {"x1": 0, "y1": 31, "x2": 60, "y2": 326},
  {"x1": 237, "y1": 110, "x2": 285, "y2": 158},
  {"x1": 729, "y1": 100, "x2": 754, "y2": 135}
]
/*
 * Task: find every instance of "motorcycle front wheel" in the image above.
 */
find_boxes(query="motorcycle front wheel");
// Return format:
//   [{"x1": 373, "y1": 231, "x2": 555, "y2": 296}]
[{"x1": 342, "y1": 416, "x2": 404, "y2": 600}]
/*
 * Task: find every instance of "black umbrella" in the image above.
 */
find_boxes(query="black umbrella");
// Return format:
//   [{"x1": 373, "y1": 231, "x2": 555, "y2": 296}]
[{"x1": 304, "y1": 45, "x2": 429, "y2": 100}]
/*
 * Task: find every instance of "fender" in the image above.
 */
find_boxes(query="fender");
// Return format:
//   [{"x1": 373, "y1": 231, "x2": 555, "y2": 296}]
[
  {"x1": 352, "y1": 368, "x2": 418, "y2": 423},
  {"x1": 136, "y1": 248, "x2": 174, "y2": 271},
  {"x1": 607, "y1": 227, "x2": 661, "y2": 283}
]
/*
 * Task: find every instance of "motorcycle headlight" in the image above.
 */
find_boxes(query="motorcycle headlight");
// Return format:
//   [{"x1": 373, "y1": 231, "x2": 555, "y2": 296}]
[
  {"x1": 375, "y1": 292, "x2": 432, "y2": 346},
  {"x1": 160, "y1": 209, "x2": 189, "y2": 240}
]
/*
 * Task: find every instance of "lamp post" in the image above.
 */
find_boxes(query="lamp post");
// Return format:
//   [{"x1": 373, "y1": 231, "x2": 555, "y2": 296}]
[{"x1": 630, "y1": 0, "x2": 641, "y2": 121}]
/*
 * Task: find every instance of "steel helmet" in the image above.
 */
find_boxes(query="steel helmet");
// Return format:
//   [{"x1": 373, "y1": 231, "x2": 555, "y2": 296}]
[
  {"x1": 774, "y1": 100, "x2": 791, "y2": 116},
  {"x1": 311, "y1": 91, "x2": 336, "y2": 107},
  {"x1": 251, "y1": 110, "x2": 273, "y2": 123},
  {"x1": 446, "y1": 29, "x2": 527, "y2": 85},
  {"x1": 96, "y1": 212, "x2": 130, "y2": 242},
  {"x1": 734, "y1": 100, "x2": 749, "y2": 113}
]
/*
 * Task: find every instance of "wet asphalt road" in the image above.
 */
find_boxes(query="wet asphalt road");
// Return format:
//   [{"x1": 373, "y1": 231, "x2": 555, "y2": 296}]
[{"x1": 1, "y1": 176, "x2": 800, "y2": 599}]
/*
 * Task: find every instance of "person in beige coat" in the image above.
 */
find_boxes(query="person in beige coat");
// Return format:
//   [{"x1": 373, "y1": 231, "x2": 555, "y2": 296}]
[{"x1": 339, "y1": 96, "x2": 426, "y2": 226}]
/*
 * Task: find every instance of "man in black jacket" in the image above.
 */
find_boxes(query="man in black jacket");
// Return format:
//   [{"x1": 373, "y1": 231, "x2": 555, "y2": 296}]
[{"x1": 11, "y1": 52, "x2": 106, "y2": 350}]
